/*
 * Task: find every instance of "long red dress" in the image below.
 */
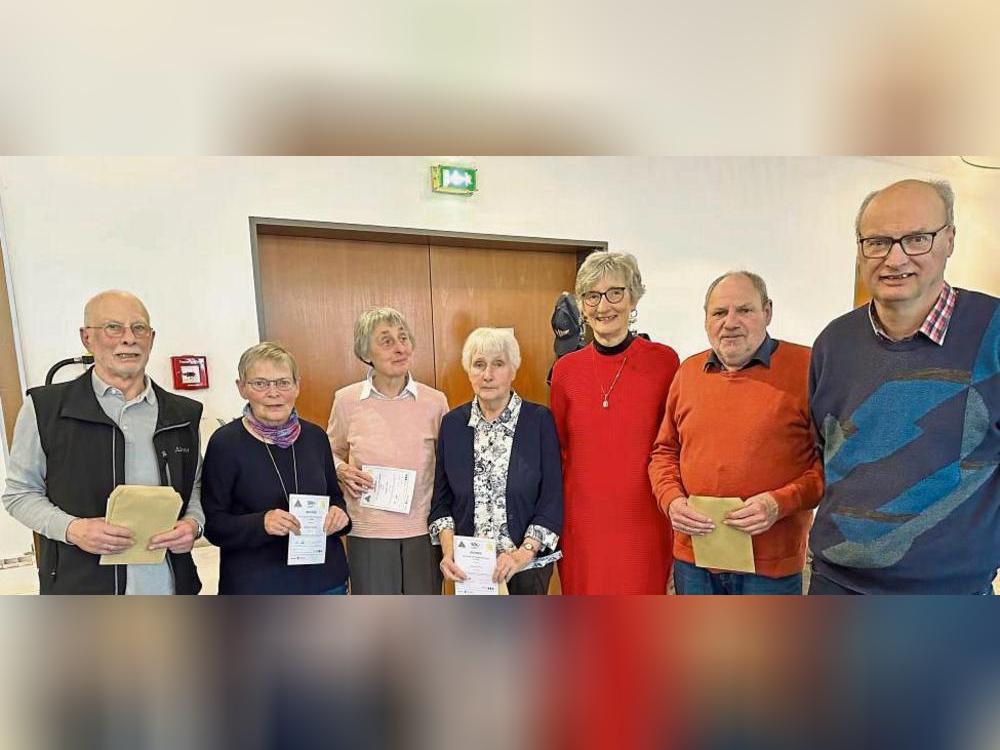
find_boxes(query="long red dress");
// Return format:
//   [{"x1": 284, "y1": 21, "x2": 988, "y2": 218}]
[{"x1": 551, "y1": 336, "x2": 679, "y2": 594}]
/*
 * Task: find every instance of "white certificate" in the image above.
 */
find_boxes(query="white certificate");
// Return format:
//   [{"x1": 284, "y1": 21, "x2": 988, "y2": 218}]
[
  {"x1": 358, "y1": 465, "x2": 417, "y2": 514},
  {"x1": 287, "y1": 493, "x2": 329, "y2": 566},
  {"x1": 453, "y1": 535, "x2": 499, "y2": 596}
]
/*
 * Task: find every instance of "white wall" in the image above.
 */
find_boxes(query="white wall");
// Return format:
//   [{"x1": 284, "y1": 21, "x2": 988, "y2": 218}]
[
  {"x1": 0, "y1": 458, "x2": 33, "y2": 558},
  {"x1": 0, "y1": 156, "x2": 996, "y2": 429},
  {"x1": 0, "y1": 401, "x2": 32, "y2": 558}
]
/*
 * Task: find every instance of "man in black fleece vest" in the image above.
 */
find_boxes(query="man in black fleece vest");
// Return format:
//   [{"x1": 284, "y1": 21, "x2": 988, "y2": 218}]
[{"x1": 2, "y1": 290, "x2": 204, "y2": 594}]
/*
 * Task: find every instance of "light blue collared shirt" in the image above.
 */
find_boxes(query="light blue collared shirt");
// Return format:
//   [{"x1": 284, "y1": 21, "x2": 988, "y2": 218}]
[{"x1": 1, "y1": 371, "x2": 203, "y2": 594}]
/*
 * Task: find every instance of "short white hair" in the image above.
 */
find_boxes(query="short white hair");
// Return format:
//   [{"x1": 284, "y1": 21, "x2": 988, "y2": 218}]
[{"x1": 461, "y1": 328, "x2": 521, "y2": 373}]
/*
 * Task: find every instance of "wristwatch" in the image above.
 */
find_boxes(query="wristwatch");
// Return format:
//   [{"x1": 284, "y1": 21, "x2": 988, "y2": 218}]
[{"x1": 522, "y1": 539, "x2": 537, "y2": 553}]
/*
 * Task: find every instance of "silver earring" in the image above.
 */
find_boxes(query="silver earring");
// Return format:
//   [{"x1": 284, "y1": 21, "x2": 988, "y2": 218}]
[{"x1": 628, "y1": 309, "x2": 638, "y2": 333}]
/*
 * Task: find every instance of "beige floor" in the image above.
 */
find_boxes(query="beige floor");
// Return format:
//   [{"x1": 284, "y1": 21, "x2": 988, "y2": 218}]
[{"x1": 0, "y1": 542, "x2": 220, "y2": 595}]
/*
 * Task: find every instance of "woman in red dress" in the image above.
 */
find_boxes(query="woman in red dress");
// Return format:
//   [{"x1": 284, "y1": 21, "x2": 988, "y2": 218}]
[{"x1": 550, "y1": 252, "x2": 679, "y2": 594}]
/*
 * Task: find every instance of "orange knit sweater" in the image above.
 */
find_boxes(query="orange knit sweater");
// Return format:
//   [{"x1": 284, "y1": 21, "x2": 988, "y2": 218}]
[{"x1": 648, "y1": 341, "x2": 823, "y2": 578}]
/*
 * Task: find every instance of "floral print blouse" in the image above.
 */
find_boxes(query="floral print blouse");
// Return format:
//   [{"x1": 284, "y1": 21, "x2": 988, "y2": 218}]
[{"x1": 429, "y1": 392, "x2": 558, "y2": 552}]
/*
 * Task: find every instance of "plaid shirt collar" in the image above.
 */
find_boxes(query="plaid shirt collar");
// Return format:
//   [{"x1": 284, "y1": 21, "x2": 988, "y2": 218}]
[{"x1": 868, "y1": 282, "x2": 956, "y2": 346}]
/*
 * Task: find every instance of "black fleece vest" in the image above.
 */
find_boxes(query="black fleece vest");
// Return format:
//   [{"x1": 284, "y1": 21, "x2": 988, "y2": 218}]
[{"x1": 28, "y1": 369, "x2": 203, "y2": 594}]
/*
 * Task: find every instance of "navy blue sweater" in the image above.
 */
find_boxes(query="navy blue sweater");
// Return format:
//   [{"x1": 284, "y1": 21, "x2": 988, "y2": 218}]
[
  {"x1": 430, "y1": 400, "x2": 563, "y2": 546},
  {"x1": 202, "y1": 419, "x2": 350, "y2": 594},
  {"x1": 809, "y1": 289, "x2": 1000, "y2": 593}
]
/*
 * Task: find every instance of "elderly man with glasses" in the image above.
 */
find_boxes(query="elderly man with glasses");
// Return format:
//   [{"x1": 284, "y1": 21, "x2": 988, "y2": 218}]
[
  {"x1": 808, "y1": 179, "x2": 1000, "y2": 595},
  {"x1": 2, "y1": 290, "x2": 205, "y2": 594}
]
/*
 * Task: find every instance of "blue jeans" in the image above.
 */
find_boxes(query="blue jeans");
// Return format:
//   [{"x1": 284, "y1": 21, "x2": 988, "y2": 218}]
[
  {"x1": 323, "y1": 583, "x2": 349, "y2": 595},
  {"x1": 673, "y1": 559, "x2": 802, "y2": 595}
]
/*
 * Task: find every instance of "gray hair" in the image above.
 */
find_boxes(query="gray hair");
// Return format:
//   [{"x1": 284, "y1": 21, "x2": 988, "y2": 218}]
[
  {"x1": 703, "y1": 271, "x2": 771, "y2": 311},
  {"x1": 238, "y1": 341, "x2": 300, "y2": 383},
  {"x1": 575, "y1": 251, "x2": 646, "y2": 307},
  {"x1": 352, "y1": 307, "x2": 415, "y2": 364},
  {"x1": 461, "y1": 328, "x2": 522, "y2": 373},
  {"x1": 855, "y1": 179, "x2": 955, "y2": 236}
]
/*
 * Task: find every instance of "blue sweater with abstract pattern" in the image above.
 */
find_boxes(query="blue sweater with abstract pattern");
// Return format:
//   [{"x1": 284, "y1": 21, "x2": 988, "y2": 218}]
[{"x1": 809, "y1": 288, "x2": 1000, "y2": 594}]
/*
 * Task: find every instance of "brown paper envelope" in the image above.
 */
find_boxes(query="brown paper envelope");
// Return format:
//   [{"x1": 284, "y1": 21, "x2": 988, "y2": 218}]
[
  {"x1": 100, "y1": 485, "x2": 183, "y2": 566},
  {"x1": 688, "y1": 495, "x2": 756, "y2": 574}
]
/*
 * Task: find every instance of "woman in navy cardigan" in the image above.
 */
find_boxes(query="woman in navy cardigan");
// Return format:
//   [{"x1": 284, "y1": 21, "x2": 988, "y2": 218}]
[{"x1": 429, "y1": 328, "x2": 563, "y2": 595}]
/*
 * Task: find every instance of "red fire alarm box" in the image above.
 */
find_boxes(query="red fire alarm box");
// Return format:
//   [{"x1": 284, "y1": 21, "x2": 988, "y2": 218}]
[{"x1": 171, "y1": 355, "x2": 209, "y2": 390}]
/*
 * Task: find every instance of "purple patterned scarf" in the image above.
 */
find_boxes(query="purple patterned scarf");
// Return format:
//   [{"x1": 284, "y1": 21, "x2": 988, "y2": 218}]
[{"x1": 243, "y1": 403, "x2": 301, "y2": 448}]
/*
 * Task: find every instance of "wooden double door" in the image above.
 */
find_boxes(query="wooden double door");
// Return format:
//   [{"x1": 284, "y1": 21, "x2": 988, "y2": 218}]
[{"x1": 256, "y1": 229, "x2": 588, "y2": 426}]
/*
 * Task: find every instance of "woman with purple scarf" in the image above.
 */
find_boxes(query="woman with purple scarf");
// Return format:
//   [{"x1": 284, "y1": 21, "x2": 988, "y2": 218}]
[{"x1": 202, "y1": 342, "x2": 351, "y2": 594}]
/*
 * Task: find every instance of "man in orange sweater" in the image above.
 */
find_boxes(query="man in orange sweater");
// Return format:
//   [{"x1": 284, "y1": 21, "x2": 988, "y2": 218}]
[{"x1": 649, "y1": 271, "x2": 823, "y2": 594}]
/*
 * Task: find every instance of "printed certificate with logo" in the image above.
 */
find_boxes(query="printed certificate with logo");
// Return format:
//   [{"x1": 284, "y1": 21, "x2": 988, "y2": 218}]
[
  {"x1": 453, "y1": 535, "x2": 499, "y2": 596},
  {"x1": 287, "y1": 493, "x2": 329, "y2": 566},
  {"x1": 359, "y1": 465, "x2": 417, "y2": 514}
]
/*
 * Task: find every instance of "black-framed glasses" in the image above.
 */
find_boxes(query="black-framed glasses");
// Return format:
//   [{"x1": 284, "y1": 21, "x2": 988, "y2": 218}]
[
  {"x1": 245, "y1": 378, "x2": 296, "y2": 392},
  {"x1": 857, "y1": 223, "x2": 950, "y2": 259},
  {"x1": 581, "y1": 287, "x2": 626, "y2": 308},
  {"x1": 83, "y1": 322, "x2": 153, "y2": 339}
]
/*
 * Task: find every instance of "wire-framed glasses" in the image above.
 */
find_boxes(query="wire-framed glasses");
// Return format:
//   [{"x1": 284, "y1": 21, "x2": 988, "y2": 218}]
[
  {"x1": 244, "y1": 378, "x2": 296, "y2": 392},
  {"x1": 83, "y1": 322, "x2": 153, "y2": 339}
]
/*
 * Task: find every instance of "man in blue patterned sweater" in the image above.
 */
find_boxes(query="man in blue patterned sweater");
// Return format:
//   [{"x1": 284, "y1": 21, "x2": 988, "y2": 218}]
[{"x1": 809, "y1": 179, "x2": 999, "y2": 594}]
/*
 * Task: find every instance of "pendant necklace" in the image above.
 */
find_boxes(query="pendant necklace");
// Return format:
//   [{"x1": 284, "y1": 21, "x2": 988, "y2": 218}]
[
  {"x1": 264, "y1": 442, "x2": 299, "y2": 502},
  {"x1": 593, "y1": 349, "x2": 629, "y2": 409}
]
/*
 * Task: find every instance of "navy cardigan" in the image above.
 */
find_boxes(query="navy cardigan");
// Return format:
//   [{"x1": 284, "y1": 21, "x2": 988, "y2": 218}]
[{"x1": 429, "y1": 399, "x2": 563, "y2": 546}]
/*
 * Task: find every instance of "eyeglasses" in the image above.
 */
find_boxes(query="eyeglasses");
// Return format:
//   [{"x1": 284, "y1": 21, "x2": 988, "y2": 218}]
[
  {"x1": 374, "y1": 332, "x2": 410, "y2": 349},
  {"x1": 245, "y1": 378, "x2": 296, "y2": 392},
  {"x1": 83, "y1": 322, "x2": 153, "y2": 339},
  {"x1": 581, "y1": 287, "x2": 626, "y2": 308},
  {"x1": 857, "y1": 224, "x2": 950, "y2": 259}
]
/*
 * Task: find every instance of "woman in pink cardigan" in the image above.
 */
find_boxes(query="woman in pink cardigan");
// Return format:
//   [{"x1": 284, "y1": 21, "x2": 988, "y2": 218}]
[{"x1": 327, "y1": 307, "x2": 449, "y2": 594}]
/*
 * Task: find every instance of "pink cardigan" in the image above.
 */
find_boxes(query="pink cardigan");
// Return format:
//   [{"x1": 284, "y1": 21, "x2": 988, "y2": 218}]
[{"x1": 327, "y1": 380, "x2": 448, "y2": 539}]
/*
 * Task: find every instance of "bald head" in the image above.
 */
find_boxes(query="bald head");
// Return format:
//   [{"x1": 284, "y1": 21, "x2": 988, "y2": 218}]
[
  {"x1": 856, "y1": 179, "x2": 954, "y2": 237},
  {"x1": 79, "y1": 290, "x2": 155, "y2": 392},
  {"x1": 83, "y1": 290, "x2": 151, "y2": 327}
]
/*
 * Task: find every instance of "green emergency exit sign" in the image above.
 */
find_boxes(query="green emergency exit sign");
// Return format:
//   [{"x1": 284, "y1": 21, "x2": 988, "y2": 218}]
[{"x1": 431, "y1": 165, "x2": 477, "y2": 195}]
